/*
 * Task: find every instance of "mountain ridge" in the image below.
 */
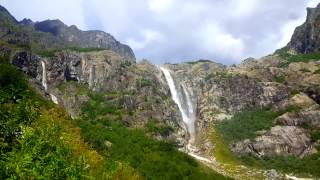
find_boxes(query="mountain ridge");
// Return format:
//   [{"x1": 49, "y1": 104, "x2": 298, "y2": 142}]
[{"x1": 0, "y1": 5, "x2": 135, "y2": 61}]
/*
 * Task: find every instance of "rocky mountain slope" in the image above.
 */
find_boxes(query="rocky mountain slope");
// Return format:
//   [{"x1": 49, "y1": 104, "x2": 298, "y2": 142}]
[
  {"x1": 1, "y1": 3, "x2": 320, "y2": 180},
  {"x1": 0, "y1": 6, "x2": 135, "y2": 60}
]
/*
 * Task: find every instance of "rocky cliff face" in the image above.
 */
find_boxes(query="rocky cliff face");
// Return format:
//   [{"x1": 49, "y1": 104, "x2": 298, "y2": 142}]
[
  {"x1": 289, "y1": 4, "x2": 320, "y2": 54},
  {"x1": 9, "y1": 48, "x2": 187, "y2": 147},
  {"x1": 162, "y1": 52, "x2": 320, "y2": 158},
  {"x1": 162, "y1": 60, "x2": 292, "y2": 156},
  {"x1": 33, "y1": 20, "x2": 135, "y2": 60}
]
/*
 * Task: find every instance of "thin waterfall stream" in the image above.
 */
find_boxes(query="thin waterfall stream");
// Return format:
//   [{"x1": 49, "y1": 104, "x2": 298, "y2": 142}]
[
  {"x1": 159, "y1": 67, "x2": 196, "y2": 150},
  {"x1": 41, "y1": 61, "x2": 48, "y2": 91}
]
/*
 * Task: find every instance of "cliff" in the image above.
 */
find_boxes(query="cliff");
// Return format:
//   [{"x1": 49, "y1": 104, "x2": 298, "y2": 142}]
[{"x1": 289, "y1": 3, "x2": 320, "y2": 54}]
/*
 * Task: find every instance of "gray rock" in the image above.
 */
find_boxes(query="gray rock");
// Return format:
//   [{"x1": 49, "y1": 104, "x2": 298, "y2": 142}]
[
  {"x1": 233, "y1": 126, "x2": 315, "y2": 157},
  {"x1": 289, "y1": 3, "x2": 320, "y2": 54},
  {"x1": 275, "y1": 110, "x2": 320, "y2": 128},
  {"x1": 34, "y1": 20, "x2": 135, "y2": 61}
]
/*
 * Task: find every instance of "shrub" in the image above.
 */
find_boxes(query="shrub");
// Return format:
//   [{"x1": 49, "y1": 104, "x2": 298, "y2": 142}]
[
  {"x1": 146, "y1": 119, "x2": 174, "y2": 137},
  {"x1": 216, "y1": 107, "x2": 320, "y2": 178},
  {"x1": 78, "y1": 96, "x2": 228, "y2": 179},
  {"x1": 274, "y1": 75, "x2": 286, "y2": 83},
  {"x1": 77, "y1": 118, "x2": 228, "y2": 180},
  {"x1": 217, "y1": 108, "x2": 283, "y2": 143},
  {"x1": 275, "y1": 47, "x2": 320, "y2": 65}
]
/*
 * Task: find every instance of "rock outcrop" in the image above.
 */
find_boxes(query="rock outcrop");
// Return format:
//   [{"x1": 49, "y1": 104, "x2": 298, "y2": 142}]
[
  {"x1": 33, "y1": 20, "x2": 135, "y2": 60},
  {"x1": 289, "y1": 4, "x2": 320, "y2": 53},
  {"x1": 275, "y1": 110, "x2": 320, "y2": 128},
  {"x1": 231, "y1": 92, "x2": 320, "y2": 157},
  {"x1": 232, "y1": 126, "x2": 315, "y2": 157}
]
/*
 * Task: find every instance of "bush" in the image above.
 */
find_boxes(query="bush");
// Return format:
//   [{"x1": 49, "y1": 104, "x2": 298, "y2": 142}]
[
  {"x1": 274, "y1": 75, "x2": 286, "y2": 83},
  {"x1": 0, "y1": 60, "x2": 122, "y2": 179},
  {"x1": 145, "y1": 119, "x2": 174, "y2": 137},
  {"x1": 77, "y1": 118, "x2": 227, "y2": 180},
  {"x1": 239, "y1": 153, "x2": 320, "y2": 178},
  {"x1": 38, "y1": 47, "x2": 106, "y2": 57},
  {"x1": 78, "y1": 96, "x2": 229, "y2": 179},
  {"x1": 275, "y1": 47, "x2": 320, "y2": 66},
  {"x1": 216, "y1": 107, "x2": 320, "y2": 178},
  {"x1": 216, "y1": 108, "x2": 283, "y2": 143}
]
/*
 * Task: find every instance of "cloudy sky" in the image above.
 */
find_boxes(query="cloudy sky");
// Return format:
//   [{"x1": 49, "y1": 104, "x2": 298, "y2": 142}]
[{"x1": 1, "y1": 0, "x2": 320, "y2": 64}]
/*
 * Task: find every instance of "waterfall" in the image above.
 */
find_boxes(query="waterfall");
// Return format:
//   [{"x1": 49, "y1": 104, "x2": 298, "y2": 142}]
[
  {"x1": 41, "y1": 61, "x2": 48, "y2": 91},
  {"x1": 159, "y1": 67, "x2": 196, "y2": 143},
  {"x1": 89, "y1": 65, "x2": 95, "y2": 88}
]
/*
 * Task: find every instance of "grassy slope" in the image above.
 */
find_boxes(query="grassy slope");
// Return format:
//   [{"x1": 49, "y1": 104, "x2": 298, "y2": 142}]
[
  {"x1": 0, "y1": 57, "x2": 139, "y2": 179},
  {"x1": 275, "y1": 47, "x2": 320, "y2": 67},
  {"x1": 77, "y1": 93, "x2": 230, "y2": 180},
  {"x1": 215, "y1": 108, "x2": 320, "y2": 178}
]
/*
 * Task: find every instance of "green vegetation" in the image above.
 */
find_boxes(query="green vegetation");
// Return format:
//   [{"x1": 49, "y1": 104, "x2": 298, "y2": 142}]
[
  {"x1": 205, "y1": 72, "x2": 234, "y2": 81},
  {"x1": 216, "y1": 107, "x2": 320, "y2": 178},
  {"x1": 145, "y1": 119, "x2": 174, "y2": 137},
  {"x1": 274, "y1": 75, "x2": 286, "y2": 84},
  {"x1": 311, "y1": 131, "x2": 320, "y2": 142},
  {"x1": 216, "y1": 108, "x2": 283, "y2": 143},
  {"x1": 205, "y1": 73, "x2": 215, "y2": 81},
  {"x1": 0, "y1": 57, "x2": 139, "y2": 179},
  {"x1": 186, "y1": 59, "x2": 213, "y2": 65},
  {"x1": 0, "y1": 37, "x2": 228, "y2": 178},
  {"x1": 136, "y1": 78, "x2": 153, "y2": 88},
  {"x1": 275, "y1": 47, "x2": 320, "y2": 67},
  {"x1": 211, "y1": 128, "x2": 240, "y2": 165},
  {"x1": 38, "y1": 47, "x2": 106, "y2": 57},
  {"x1": 217, "y1": 106, "x2": 300, "y2": 144},
  {"x1": 57, "y1": 81, "x2": 89, "y2": 95},
  {"x1": 240, "y1": 154, "x2": 320, "y2": 178},
  {"x1": 77, "y1": 92, "x2": 229, "y2": 180}
]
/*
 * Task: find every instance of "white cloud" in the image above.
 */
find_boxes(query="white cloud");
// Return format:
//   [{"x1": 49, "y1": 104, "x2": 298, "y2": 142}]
[
  {"x1": 231, "y1": 0, "x2": 260, "y2": 18},
  {"x1": 308, "y1": 0, "x2": 320, "y2": 7},
  {"x1": 2, "y1": 0, "x2": 87, "y2": 29},
  {"x1": 148, "y1": 0, "x2": 174, "y2": 13},
  {"x1": 126, "y1": 29, "x2": 164, "y2": 50},
  {"x1": 199, "y1": 24, "x2": 244, "y2": 60},
  {"x1": 276, "y1": 17, "x2": 306, "y2": 48}
]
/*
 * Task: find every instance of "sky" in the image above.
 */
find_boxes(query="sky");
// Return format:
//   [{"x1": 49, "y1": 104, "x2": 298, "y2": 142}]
[{"x1": 1, "y1": 0, "x2": 320, "y2": 64}]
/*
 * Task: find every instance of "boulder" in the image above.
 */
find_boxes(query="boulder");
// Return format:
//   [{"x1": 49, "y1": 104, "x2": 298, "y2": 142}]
[
  {"x1": 232, "y1": 126, "x2": 315, "y2": 157},
  {"x1": 275, "y1": 111, "x2": 320, "y2": 128}
]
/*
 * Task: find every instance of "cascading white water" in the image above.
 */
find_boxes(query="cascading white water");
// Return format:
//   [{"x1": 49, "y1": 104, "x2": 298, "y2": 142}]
[
  {"x1": 160, "y1": 67, "x2": 216, "y2": 163},
  {"x1": 41, "y1": 61, "x2": 48, "y2": 91},
  {"x1": 159, "y1": 67, "x2": 196, "y2": 144}
]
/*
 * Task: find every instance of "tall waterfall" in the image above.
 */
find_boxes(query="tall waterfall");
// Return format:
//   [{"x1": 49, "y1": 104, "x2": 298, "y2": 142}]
[
  {"x1": 41, "y1": 61, "x2": 48, "y2": 91},
  {"x1": 160, "y1": 67, "x2": 196, "y2": 143}
]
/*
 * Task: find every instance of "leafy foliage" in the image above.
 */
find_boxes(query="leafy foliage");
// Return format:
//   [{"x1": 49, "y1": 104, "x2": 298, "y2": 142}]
[
  {"x1": 240, "y1": 154, "x2": 320, "y2": 178},
  {"x1": 275, "y1": 47, "x2": 320, "y2": 66},
  {"x1": 274, "y1": 75, "x2": 286, "y2": 83},
  {"x1": 78, "y1": 94, "x2": 229, "y2": 180},
  {"x1": 38, "y1": 47, "x2": 106, "y2": 57},
  {"x1": 216, "y1": 107, "x2": 320, "y2": 178},
  {"x1": 216, "y1": 108, "x2": 283, "y2": 143},
  {"x1": 145, "y1": 119, "x2": 174, "y2": 137},
  {"x1": 0, "y1": 57, "x2": 139, "y2": 179}
]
